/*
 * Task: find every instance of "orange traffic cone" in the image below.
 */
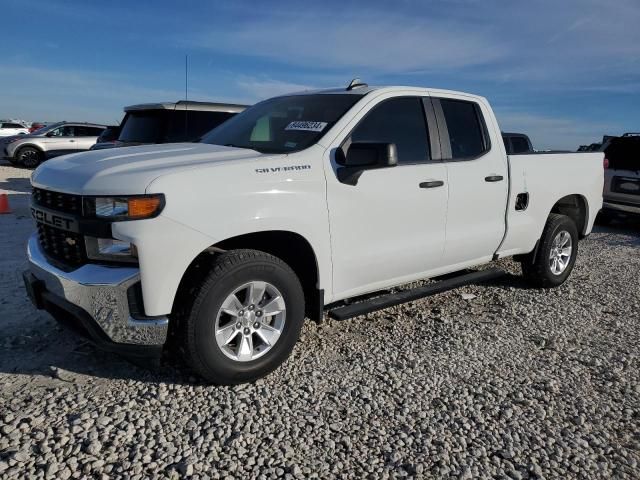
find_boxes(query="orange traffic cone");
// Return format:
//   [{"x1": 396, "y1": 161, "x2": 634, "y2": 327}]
[{"x1": 0, "y1": 193, "x2": 11, "y2": 214}]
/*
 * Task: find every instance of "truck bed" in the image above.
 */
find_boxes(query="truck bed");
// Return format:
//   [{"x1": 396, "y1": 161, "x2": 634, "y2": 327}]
[{"x1": 497, "y1": 152, "x2": 604, "y2": 257}]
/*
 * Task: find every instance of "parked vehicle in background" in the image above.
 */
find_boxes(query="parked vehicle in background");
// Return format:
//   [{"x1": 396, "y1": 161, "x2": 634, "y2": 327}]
[
  {"x1": 105, "y1": 101, "x2": 247, "y2": 149},
  {"x1": 3, "y1": 122, "x2": 106, "y2": 168},
  {"x1": 0, "y1": 121, "x2": 29, "y2": 137},
  {"x1": 29, "y1": 122, "x2": 46, "y2": 133},
  {"x1": 90, "y1": 125, "x2": 121, "y2": 151},
  {"x1": 23, "y1": 82, "x2": 603, "y2": 384},
  {"x1": 502, "y1": 132, "x2": 534, "y2": 154},
  {"x1": 600, "y1": 133, "x2": 640, "y2": 221}
]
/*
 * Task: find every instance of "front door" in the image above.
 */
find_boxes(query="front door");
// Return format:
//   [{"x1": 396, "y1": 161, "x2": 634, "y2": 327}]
[
  {"x1": 325, "y1": 95, "x2": 449, "y2": 300},
  {"x1": 43, "y1": 125, "x2": 76, "y2": 156}
]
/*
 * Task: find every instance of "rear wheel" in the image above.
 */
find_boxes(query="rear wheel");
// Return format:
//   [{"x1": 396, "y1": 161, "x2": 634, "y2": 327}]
[
  {"x1": 17, "y1": 147, "x2": 43, "y2": 168},
  {"x1": 179, "y1": 249, "x2": 305, "y2": 384},
  {"x1": 521, "y1": 213, "x2": 579, "y2": 288}
]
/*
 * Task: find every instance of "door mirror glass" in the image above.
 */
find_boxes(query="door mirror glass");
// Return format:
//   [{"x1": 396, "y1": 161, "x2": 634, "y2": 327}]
[{"x1": 344, "y1": 142, "x2": 398, "y2": 167}]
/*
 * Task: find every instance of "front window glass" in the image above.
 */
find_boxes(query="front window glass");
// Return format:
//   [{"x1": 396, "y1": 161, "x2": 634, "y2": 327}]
[
  {"x1": 49, "y1": 126, "x2": 75, "y2": 137},
  {"x1": 347, "y1": 97, "x2": 430, "y2": 164},
  {"x1": 119, "y1": 111, "x2": 166, "y2": 143},
  {"x1": 201, "y1": 94, "x2": 363, "y2": 154}
]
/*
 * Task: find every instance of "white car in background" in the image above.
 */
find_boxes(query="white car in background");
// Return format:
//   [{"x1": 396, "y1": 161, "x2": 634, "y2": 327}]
[{"x1": 0, "y1": 121, "x2": 29, "y2": 137}]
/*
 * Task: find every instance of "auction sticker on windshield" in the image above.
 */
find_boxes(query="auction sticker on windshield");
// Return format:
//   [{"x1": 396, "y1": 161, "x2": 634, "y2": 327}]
[{"x1": 285, "y1": 121, "x2": 327, "y2": 132}]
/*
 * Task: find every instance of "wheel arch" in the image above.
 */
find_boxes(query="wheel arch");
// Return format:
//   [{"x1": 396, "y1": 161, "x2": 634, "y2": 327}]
[
  {"x1": 549, "y1": 194, "x2": 589, "y2": 238},
  {"x1": 15, "y1": 143, "x2": 45, "y2": 154},
  {"x1": 172, "y1": 230, "x2": 323, "y2": 323}
]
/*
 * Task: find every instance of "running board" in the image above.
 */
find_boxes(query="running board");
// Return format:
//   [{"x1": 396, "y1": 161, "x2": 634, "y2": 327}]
[{"x1": 328, "y1": 268, "x2": 504, "y2": 321}]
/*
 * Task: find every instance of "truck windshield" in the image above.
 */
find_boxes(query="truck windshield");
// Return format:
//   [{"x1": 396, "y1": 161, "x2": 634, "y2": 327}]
[{"x1": 201, "y1": 94, "x2": 363, "y2": 154}]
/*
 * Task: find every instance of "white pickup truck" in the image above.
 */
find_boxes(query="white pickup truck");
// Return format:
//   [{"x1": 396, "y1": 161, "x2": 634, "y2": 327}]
[{"x1": 23, "y1": 82, "x2": 604, "y2": 384}]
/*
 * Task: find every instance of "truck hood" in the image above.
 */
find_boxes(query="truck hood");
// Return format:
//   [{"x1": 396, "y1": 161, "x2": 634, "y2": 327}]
[{"x1": 31, "y1": 143, "x2": 268, "y2": 195}]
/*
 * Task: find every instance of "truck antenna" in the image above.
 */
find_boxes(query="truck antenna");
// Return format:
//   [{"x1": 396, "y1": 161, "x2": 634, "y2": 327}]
[{"x1": 185, "y1": 54, "x2": 189, "y2": 137}]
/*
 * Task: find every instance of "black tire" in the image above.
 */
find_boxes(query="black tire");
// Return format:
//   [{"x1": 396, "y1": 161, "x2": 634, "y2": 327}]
[
  {"x1": 521, "y1": 213, "x2": 579, "y2": 288},
  {"x1": 178, "y1": 249, "x2": 305, "y2": 384},
  {"x1": 17, "y1": 146, "x2": 43, "y2": 168}
]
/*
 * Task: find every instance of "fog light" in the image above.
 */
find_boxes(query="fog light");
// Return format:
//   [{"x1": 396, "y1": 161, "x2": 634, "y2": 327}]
[
  {"x1": 98, "y1": 238, "x2": 133, "y2": 255},
  {"x1": 85, "y1": 237, "x2": 138, "y2": 263}
]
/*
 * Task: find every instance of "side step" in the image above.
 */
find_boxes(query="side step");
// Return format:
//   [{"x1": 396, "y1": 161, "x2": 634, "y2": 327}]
[{"x1": 328, "y1": 268, "x2": 504, "y2": 321}]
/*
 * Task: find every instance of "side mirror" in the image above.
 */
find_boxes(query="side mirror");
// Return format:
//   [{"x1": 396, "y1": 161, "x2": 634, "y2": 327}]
[
  {"x1": 344, "y1": 142, "x2": 398, "y2": 167},
  {"x1": 337, "y1": 142, "x2": 397, "y2": 185},
  {"x1": 45, "y1": 131, "x2": 54, "y2": 137}
]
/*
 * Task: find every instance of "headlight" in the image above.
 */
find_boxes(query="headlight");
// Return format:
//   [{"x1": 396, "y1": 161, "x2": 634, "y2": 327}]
[
  {"x1": 85, "y1": 237, "x2": 138, "y2": 263},
  {"x1": 85, "y1": 194, "x2": 164, "y2": 221}
]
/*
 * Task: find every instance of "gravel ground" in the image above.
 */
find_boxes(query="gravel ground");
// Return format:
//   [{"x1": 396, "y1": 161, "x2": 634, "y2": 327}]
[{"x1": 1, "y1": 161, "x2": 639, "y2": 479}]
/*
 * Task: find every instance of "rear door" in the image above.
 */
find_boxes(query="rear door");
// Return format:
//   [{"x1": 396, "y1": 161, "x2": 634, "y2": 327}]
[
  {"x1": 432, "y1": 96, "x2": 509, "y2": 266},
  {"x1": 325, "y1": 94, "x2": 449, "y2": 299}
]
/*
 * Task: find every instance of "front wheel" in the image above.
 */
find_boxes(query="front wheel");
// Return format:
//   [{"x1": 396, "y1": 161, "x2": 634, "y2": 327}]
[
  {"x1": 179, "y1": 249, "x2": 305, "y2": 384},
  {"x1": 521, "y1": 213, "x2": 579, "y2": 288}
]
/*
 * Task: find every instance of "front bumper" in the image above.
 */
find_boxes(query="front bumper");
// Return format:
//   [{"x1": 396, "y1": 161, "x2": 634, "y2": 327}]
[{"x1": 25, "y1": 234, "x2": 168, "y2": 356}]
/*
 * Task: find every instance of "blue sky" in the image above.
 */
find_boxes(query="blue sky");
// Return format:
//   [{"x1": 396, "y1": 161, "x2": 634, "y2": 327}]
[{"x1": 1, "y1": 0, "x2": 639, "y2": 150}]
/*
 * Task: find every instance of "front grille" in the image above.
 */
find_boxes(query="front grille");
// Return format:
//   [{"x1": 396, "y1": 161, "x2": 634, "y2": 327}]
[
  {"x1": 32, "y1": 188, "x2": 82, "y2": 215},
  {"x1": 32, "y1": 188, "x2": 87, "y2": 269},
  {"x1": 36, "y1": 223, "x2": 87, "y2": 269}
]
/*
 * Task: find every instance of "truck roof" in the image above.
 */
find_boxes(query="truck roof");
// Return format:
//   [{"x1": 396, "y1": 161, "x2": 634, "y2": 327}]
[
  {"x1": 124, "y1": 100, "x2": 248, "y2": 113},
  {"x1": 280, "y1": 85, "x2": 487, "y2": 103}
]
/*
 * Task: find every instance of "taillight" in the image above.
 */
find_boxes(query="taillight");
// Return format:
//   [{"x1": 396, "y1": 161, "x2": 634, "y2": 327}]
[{"x1": 603, "y1": 157, "x2": 609, "y2": 169}]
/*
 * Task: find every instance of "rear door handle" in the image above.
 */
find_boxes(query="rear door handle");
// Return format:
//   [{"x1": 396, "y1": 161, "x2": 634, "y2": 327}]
[
  {"x1": 419, "y1": 180, "x2": 444, "y2": 189},
  {"x1": 485, "y1": 175, "x2": 504, "y2": 182}
]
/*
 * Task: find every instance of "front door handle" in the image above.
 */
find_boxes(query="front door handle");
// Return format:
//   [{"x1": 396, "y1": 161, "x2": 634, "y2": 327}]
[
  {"x1": 419, "y1": 180, "x2": 444, "y2": 189},
  {"x1": 69, "y1": 140, "x2": 75, "y2": 143},
  {"x1": 485, "y1": 175, "x2": 504, "y2": 182}
]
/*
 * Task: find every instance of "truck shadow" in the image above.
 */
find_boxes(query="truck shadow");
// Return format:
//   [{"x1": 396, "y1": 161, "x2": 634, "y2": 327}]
[
  {"x1": 0, "y1": 312, "x2": 198, "y2": 386},
  {"x1": 591, "y1": 220, "x2": 640, "y2": 245},
  {"x1": 0, "y1": 176, "x2": 32, "y2": 193}
]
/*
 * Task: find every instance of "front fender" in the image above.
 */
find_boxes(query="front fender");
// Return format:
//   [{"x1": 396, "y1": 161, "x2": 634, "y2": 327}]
[{"x1": 119, "y1": 149, "x2": 332, "y2": 314}]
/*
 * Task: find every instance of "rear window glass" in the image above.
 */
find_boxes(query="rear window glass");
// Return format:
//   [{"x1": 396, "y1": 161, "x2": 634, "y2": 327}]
[
  {"x1": 605, "y1": 137, "x2": 640, "y2": 170},
  {"x1": 440, "y1": 99, "x2": 488, "y2": 159},
  {"x1": 166, "y1": 111, "x2": 235, "y2": 142},
  {"x1": 119, "y1": 111, "x2": 166, "y2": 143},
  {"x1": 511, "y1": 136, "x2": 530, "y2": 154}
]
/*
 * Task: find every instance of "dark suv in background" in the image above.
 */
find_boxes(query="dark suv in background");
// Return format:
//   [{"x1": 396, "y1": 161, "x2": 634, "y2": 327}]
[
  {"x1": 107, "y1": 100, "x2": 247, "y2": 149},
  {"x1": 502, "y1": 132, "x2": 534, "y2": 154},
  {"x1": 601, "y1": 133, "x2": 640, "y2": 221},
  {"x1": 90, "y1": 125, "x2": 121, "y2": 150}
]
